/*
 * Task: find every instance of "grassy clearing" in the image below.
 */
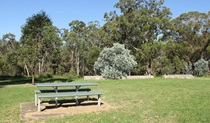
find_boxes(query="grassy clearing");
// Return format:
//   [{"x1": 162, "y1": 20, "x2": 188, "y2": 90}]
[{"x1": 0, "y1": 77, "x2": 210, "y2": 123}]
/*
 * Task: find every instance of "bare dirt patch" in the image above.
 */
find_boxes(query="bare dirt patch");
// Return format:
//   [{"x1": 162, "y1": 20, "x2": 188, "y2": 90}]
[{"x1": 20, "y1": 98, "x2": 112, "y2": 120}]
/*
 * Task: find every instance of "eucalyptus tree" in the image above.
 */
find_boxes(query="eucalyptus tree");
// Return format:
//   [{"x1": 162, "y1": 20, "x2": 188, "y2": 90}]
[
  {"x1": 137, "y1": 41, "x2": 166, "y2": 75},
  {"x1": 85, "y1": 21, "x2": 101, "y2": 45},
  {"x1": 83, "y1": 21, "x2": 102, "y2": 75},
  {"x1": 171, "y1": 11, "x2": 210, "y2": 63},
  {"x1": 20, "y1": 11, "x2": 62, "y2": 84},
  {"x1": 103, "y1": 0, "x2": 172, "y2": 75},
  {"x1": 40, "y1": 25, "x2": 62, "y2": 75},
  {"x1": 86, "y1": 44, "x2": 101, "y2": 75},
  {"x1": 0, "y1": 33, "x2": 22, "y2": 76},
  {"x1": 65, "y1": 20, "x2": 87, "y2": 76}
]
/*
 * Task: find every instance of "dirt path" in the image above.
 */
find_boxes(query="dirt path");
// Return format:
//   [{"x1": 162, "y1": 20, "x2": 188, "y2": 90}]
[{"x1": 20, "y1": 98, "x2": 112, "y2": 120}]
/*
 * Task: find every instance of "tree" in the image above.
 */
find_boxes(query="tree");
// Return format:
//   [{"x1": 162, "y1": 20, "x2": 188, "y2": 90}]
[
  {"x1": 103, "y1": 0, "x2": 173, "y2": 75},
  {"x1": 20, "y1": 11, "x2": 61, "y2": 84},
  {"x1": 64, "y1": 20, "x2": 87, "y2": 76},
  {"x1": 40, "y1": 25, "x2": 62, "y2": 76},
  {"x1": 0, "y1": 33, "x2": 22, "y2": 76},
  {"x1": 171, "y1": 11, "x2": 210, "y2": 63},
  {"x1": 94, "y1": 43, "x2": 137, "y2": 79},
  {"x1": 86, "y1": 44, "x2": 101, "y2": 75}
]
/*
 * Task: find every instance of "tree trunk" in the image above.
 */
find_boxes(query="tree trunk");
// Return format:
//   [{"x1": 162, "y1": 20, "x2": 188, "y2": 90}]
[
  {"x1": 41, "y1": 59, "x2": 44, "y2": 73},
  {"x1": 71, "y1": 50, "x2": 74, "y2": 72},
  {"x1": 41, "y1": 52, "x2": 48, "y2": 73},
  {"x1": 82, "y1": 57, "x2": 85, "y2": 76},
  {"x1": 147, "y1": 59, "x2": 152, "y2": 75},
  {"x1": 24, "y1": 64, "x2": 30, "y2": 77},
  {"x1": 38, "y1": 62, "x2": 41, "y2": 75},
  {"x1": 32, "y1": 73, "x2": 35, "y2": 85},
  {"x1": 76, "y1": 55, "x2": 80, "y2": 76}
]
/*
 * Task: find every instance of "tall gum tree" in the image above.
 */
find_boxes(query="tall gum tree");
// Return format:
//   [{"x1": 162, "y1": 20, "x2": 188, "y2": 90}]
[
  {"x1": 20, "y1": 11, "x2": 61, "y2": 84},
  {"x1": 171, "y1": 11, "x2": 210, "y2": 63},
  {"x1": 102, "y1": 0, "x2": 172, "y2": 75},
  {"x1": 0, "y1": 33, "x2": 22, "y2": 76}
]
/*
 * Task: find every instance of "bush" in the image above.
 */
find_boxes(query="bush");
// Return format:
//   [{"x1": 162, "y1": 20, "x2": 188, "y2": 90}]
[
  {"x1": 183, "y1": 61, "x2": 192, "y2": 74},
  {"x1": 194, "y1": 58, "x2": 209, "y2": 76},
  {"x1": 64, "y1": 70, "x2": 79, "y2": 79},
  {"x1": 101, "y1": 66, "x2": 125, "y2": 79},
  {"x1": 162, "y1": 64, "x2": 175, "y2": 75},
  {"x1": 94, "y1": 43, "x2": 137, "y2": 79},
  {"x1": 39, "y1": 73, "x2": 53, "y2": 78}
]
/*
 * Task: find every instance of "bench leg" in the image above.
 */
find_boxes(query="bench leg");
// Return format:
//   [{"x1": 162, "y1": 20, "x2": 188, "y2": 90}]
[
  {"x1": 75, "y1": 96, "x2": 79, "y2": 105},
  {"x1": 38, "y1": 98, "x2": 41, "y2": 112},
  {"x1": 87, "y1": 90, "x2": 90, "y2": 101},
  {"x1": 35, "y1": 93, "x2": 37, "y2": 106},
  {"x1": 55, "y1": 97, "x2": 58, "y2": 107},
  {"x1": 98, "y1": 95, "x2": 101, "y2": 106},
  {"x1": 54, "y1": 87, "x2": 58, "y2": 107}
]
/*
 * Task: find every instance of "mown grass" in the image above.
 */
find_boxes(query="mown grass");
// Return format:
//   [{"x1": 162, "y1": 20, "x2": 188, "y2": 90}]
[{"x1": 0, "y1": 76, "x2": 210, "y2": 123}]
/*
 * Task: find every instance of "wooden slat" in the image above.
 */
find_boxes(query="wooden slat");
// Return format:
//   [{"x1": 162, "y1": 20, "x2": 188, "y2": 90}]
[
  {"x1": 38, "y1": 91, "x2": 102, "y2": 98},
  {"x1": 35, "y1": 88, "x2": 91, "y2": 93}
]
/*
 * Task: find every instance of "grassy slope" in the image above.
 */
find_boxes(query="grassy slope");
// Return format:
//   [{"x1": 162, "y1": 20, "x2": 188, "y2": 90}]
[{"x1": 0, "y1": 77, "x2": 210, "y2": 123}]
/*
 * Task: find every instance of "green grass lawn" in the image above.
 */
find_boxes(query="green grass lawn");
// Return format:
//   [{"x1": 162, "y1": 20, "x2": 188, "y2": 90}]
[{"x1": 1, "y1": 76, "x2": 210, "y2": 123}]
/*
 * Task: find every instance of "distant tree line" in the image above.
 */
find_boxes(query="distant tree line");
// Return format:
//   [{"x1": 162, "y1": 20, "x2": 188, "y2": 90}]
[{"x1": 0, "y1": 0, "x2": 209, "y2": 83}]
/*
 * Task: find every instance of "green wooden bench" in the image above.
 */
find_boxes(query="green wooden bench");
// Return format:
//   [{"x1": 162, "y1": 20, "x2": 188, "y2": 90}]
[
  {"x1": 35, "y1": 88, "x2": 91, "y2": 105},
  {"x1": 37, "y1": 91, "x2": 102, "y2": 112}
]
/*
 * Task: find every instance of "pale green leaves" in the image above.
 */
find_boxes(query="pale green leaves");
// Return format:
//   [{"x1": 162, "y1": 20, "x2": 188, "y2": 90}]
[
  {"x1": 94, "y1": 43, "x2": 137, "y2": 79},
  {"x1": 194, "y1": 58, "x2": 209, "y2": 76}
]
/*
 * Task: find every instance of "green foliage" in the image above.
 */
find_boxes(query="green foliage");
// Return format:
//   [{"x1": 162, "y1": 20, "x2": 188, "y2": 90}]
[
  {"x1": 39, "y1": 73, "x2": 53, "y2": 78},
  {"x1": 101, "y1": 66, "x2": 126, "y2": 79},
  {"x1": 171, "y1": 12, "x2": 210, "y2": 63},
  {"x1": 56, "y1": 66, "x2": 65, "y2": 75},
  {"x1": 20, "y1": 11, "x2": 61, "y2": 84},
  {"x1": 1, "y1": 1, "x2": 210, "y2": 78},
  {"x1": 63, "y1": 70, "x2": 79, "y2": 81},
  {"x1": 194, "y1": 58, "x2": 209, "y2": 76},
  {"x1": 0, "y1": 33, "x2": 23, "y2": 76},
  {"x1": 183, "y1": 62, "x2": 193, "y2": 74},
  {"x1": 172, "y1": 56, "x2": 186, "y2": 74},
  {"x1": 162, "y1": 64, "x2": 175, "y2": 75},
  {"x1": 94, "y1": 43, "x2": 137, "y2": 79},
  {"x1": 86, "y1": 45, "x2": 101, "y2": 75}
]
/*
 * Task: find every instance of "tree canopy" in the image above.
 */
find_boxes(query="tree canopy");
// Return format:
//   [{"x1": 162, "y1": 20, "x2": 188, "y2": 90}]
[
  {"x1": 19, "y1": 11, "x2": 62, "y2": 84},
  {"x1": 0, "y1": 0, "x2": 209, "y2": 82}
]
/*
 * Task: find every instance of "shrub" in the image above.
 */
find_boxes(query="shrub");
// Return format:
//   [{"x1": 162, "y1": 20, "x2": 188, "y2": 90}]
[
  {"x1": 39, "y1": 73, "x2": 53, "y2": 78},
  {"x1": 194, "y1": 58, "x2": 209, "y2": 76},
  {"x1": 162, "y1": 64, "x2": 175, "y2": 75},
  {"x1": 183, "y1": 61, "x2": 192, "y2": 74},
  {"x1": 94, "y1": 43, "x2": 137, "y2": 79},
  {"x1": 65, "y1": 70, "x2": 78, "y2": 79}
]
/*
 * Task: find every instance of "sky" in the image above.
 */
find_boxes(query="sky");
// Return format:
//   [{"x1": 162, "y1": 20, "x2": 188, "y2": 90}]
[{"x1": 0, "y1": 0, "x2": 209, "y2": 40}]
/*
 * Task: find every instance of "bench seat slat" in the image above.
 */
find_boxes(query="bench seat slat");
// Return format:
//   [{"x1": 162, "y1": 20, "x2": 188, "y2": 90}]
[
  {"x1": 37, "y1": 91, "x2": 102, "y2": 112},
  {"x1": 38, "y1": 91, "x2": 102, "y2": 98},
  {"x1": 35, "y1": 88, "x2": 91, "y2": 93}
]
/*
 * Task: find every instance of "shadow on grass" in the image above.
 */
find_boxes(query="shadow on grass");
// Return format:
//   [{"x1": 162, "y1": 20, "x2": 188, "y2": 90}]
[
  {"x1": 0, "y1": 76, "x2": 73, "y2": 87},
  {"x1": 42, "y1": 98, "x2": 102, "y2": 111}
]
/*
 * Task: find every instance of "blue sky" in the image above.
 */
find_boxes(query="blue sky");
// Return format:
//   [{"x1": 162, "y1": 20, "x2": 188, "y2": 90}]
[{"x1": 0, "y1": 0, "x2": 209, "y2": 40}]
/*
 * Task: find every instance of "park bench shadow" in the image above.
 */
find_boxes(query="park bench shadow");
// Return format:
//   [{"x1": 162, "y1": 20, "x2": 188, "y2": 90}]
[
  {"x1": 0, "y1": 76, "x2": 72, "y2": 87},
  {"x1": 41, "y1": 98, "x2": 103, "y2": 111}
]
